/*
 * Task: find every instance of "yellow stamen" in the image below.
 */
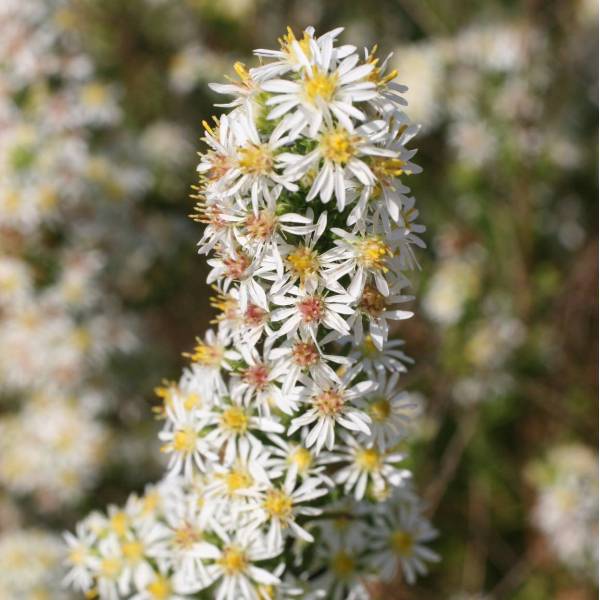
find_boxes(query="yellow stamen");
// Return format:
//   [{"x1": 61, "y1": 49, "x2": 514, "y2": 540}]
[
  {"x1": 358, "y1": 236, "x2": 392, "y2": 271},
  {"x1": 355, "y1": 447, "x2": 381, "y2": 472},
  {"x1": 219, "y1": 546, "x2": 248, "y2": 575},
  {"x1": 290, "y1": 447, "x2": 313, "y2": 472},
  {"x1": 370, "y1": 398, "x2": 391, "y2": 422},
  {"x1": 287, "y1": 246, "x2": 319, "y2": 281},
  {"x1": 122, "y1": 541, "x2": 144, "y2": 562},
  {"x1": 263, "y1": 489, "x2": 294, "y2": 521},
  {"x1": 320, "y1": 128, "x2": 357, "y2": 164},
  {"x1": 304, "y1": 70, "x2": 338, "y2": 104},
  {"x1": 390, "y1": 530, "x2": 414, "y2": 556},
  {"x1": 238, "y1": 144, "x2": 273, "y2": 175},
  {"x1": 220, "y1": 406, "x2": 249, "y2": 434},
  {"x1": 147, "y1": 576, "x2": 172, "y2": 599},
  {"x1": 331, "y1": 551, "x2": 356, "y2": 578}
]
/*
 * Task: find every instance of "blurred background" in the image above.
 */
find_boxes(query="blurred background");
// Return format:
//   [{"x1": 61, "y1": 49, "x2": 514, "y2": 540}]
[{"x1": 0, "y1": 0, "x2": 597, "y2": 598}]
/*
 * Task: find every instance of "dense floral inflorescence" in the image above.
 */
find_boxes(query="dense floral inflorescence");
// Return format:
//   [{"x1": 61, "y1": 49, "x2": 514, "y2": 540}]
[{"x1": 66, "y1": 26, "x2": 438, "y2": 599}]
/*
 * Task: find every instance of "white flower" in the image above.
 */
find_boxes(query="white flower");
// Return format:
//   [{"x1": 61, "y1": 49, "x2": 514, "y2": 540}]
[
  {"x1": 333, "y1": 434, "x2": 410, "y2": 500},
  {"x1": 261, "y1": 47, "x2": 377, "y2": 137},
  {"x1": 368, "y1": 496, "x2": 439, "y2": 584},
  {"x1": 279, "y1": 120, "x2": 394, "y2": 210},
  {"x1": 356, "y1": 371, "x2": 420, "y2": 450},
  {"x1": 203, "y1": 528, "x2": 282, "y2": 600},
  {"x1": 347, "y1": 335, "x2": 413, "y2": 376},
  {"x1": 288, "y1": 366, "x2": 375, "y2": 454},
  {"x1": 203, "y1": 395, "x2": 284, "y2": 464},
  {"x1": 159, "y1": 399, "x2": 216, "y2": 479},
  {"x1": 249, "y1": 476, "x2": 327, "y2": 549},
  {"x1": 267, "y1": 330, "x2": 348, "y2": 393},
  {"x1": 270, "y1": 286, "x2": 355, "y2": 343}
]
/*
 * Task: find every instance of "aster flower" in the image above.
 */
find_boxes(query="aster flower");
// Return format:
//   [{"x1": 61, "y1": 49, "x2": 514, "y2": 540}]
[
  {"x1": 367, "y1": 496, "x2": 439, "y2": 584},
  {"x1": 288, "y1": 366, "x2": 376, "y2": 453},
  {"x1": 333, "y1": 434, "x2": 410, "y2": 500},
  {"x1": 261, "y1": 46, "x2": 377, "y2": 137},
  {"x1": 65, "y1": 25, "x2": 436, "y2": 600}
]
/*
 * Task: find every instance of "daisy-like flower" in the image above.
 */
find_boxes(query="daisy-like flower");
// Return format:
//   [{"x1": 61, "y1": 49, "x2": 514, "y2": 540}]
[
  {"x1": 223, "y1": 106, "x2": 299, "y2": 208},
  {"x1": 205, "y1": 441, "x2": 275, "y2": 509},
  {"x1": 367, "y1": 495, "x2": 439, "y2": 584},
  {"x1": 231, "y1": 347, "x2": 297, "y2": 415},
  {"x1": 249, "y1": 476, "x2": 327, "y2": 549},
  {"x1": 261, "y1": 42, "x2": 377, "y2": 137},
  {"x1": 357, "y1": 370, "x2": 420, "y2": 450},
  {"x1": 203, "y1": 395, "x2": 284, "y2": 464},
  {"x1": 159, "y1": 399, "x2": 216, "y2": 479},
  {"x1": 184, "y1": 328, "x2": 240, "y2": 393},
  {"x1": 308, "y1": 525, "x2": 368, "y2": 600},
  {"x1": 333, "y1": 434, "x2": 410, "y2": 500},
  {"x1": 203, "y1": 527, "x2": 282, "y2": 600},
  {"x1": 350, "y1": 281, "x2": 413, "y2": 349},
  {"x1": 266, "y1": 434, "x2": 333, "y2": 488},
  {"x1": 325, "y1": 226, "x2": 397, "y2": 297},
  {"x1": 260, "y1": 212, "x2": 341, "y2": 295},
  {"x1": 347, "y1": 335, "x2": 413, "y2": 376},
  {"x1": 270, "y1": 286, "x2": 355, "y2": 344},
  {"x1": 267, "y1": 330, "x2": 348, "y2": 392},
  {"x1": 146, "y1": 500, "x2": 218, "y2": 593},
  {"x1": 280, "y1": 120, "x2": 395, "y2": 210},
  {"x1": 288, "y1": 366, "x2": 376, "y2": 453},
  {"x1": 252, "y1": 27, "x2": 352, "y2": 81}
]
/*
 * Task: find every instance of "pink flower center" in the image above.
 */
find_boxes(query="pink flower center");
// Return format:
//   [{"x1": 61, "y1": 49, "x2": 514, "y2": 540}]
[
  {"x1": 224, "y1": 253, "x2": 251, "y2": 280},
  {"x1": 297, "y1": 296, "x2": 324, "y2": 324},
  {"x1": 244, "y1": 304, "x2": 267, "y2": 327},
  {"x1": 242, "y1": 363, "x2": 270, "y2": 390}
]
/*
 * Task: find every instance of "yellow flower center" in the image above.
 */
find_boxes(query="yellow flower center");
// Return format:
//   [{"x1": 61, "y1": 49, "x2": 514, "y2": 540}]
[
  {"x1": 331, "y1": 551, "x2": 356, "y2": 578},
  {"x1": 320, "y1": 129, "x2": 357, "y2": 164},
  {"x1": 219, "y1": 546, "x2": 248, "y2": 575},
  {"x1": 110, "y1": 512, "x2": 129, "y2": 537},
  {"x1": 183, "y1": 393, "x2": 201, "y2": 410},
  {"x1": 358, "y1": 236, "x2": 391, "y2": 271},
  {"x1": 220, "y1": 407, "x2": 249, "y2": 434},
  {"x1": 82, "y1": 82, "x2": 109, "y2": 107},
  {"x1": 189, "y1": 342, "x2": 223, "y2": 367},
  {"x1": 287, "y1": 246, "x2": 319, "y2": 281},
  {"x1": 390, "y1": 530, "x2": 414, "y2": 556},
  {"x1": 370, "y1": 398, "x2": 391, "y2": 422},
  {"x1": 68, "y1": 546, "x2": 87, "y2": 565},
  {"x1": 355, "y1": 447, "x2": 382, "y2": 472},
  {"x1": 171, "y1": 428, "x2": 197, "y2": 453},
  {"x1": 289, "y1": 447, "x2": 313, "y2": 472},
  {"x1": 122, "y1": 541, "x2": 144, "y2": 562},
  {"x1": 238, "y1": 144, "x2": 273, "y2": 175},
  {"x1": 371, "y1": 157, "x2": 406, "y2": 182},
  {"x1": 174, "y1": 524, "x2": 202, "y2": 550},
  {"x1": 147, "y1": 576, "x2": 172, "y2": 600},
  {"x1": 304, "y1": 70, "x2": 338, "y2": 104},
  {"x1": 100, "y1": 558, "x2": 121, "y2": 579},
  {"x1": 263, "y1": 489, "x2": 294, "y2": 521},
  {"x1": 361, "y1": 335, "x2": 379, "y2": 358},
  {"x1": 142, "y1": 491, "x2": 159, "y2": 515},
  {"x1": 225, "y1": 468, "x2": 253, "y2": 493}
]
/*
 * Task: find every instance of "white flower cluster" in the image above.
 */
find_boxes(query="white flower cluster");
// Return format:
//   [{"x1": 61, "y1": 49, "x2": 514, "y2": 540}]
[
  {"x1": 0, "y1": 0, "x2": 138, "y2": 508},
  {"x1": 66, "y1": 26, "x2": 438, "y2": 598},
  {"x1": 530, "y1": 445, "x2": 598, "y2": 580}
]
